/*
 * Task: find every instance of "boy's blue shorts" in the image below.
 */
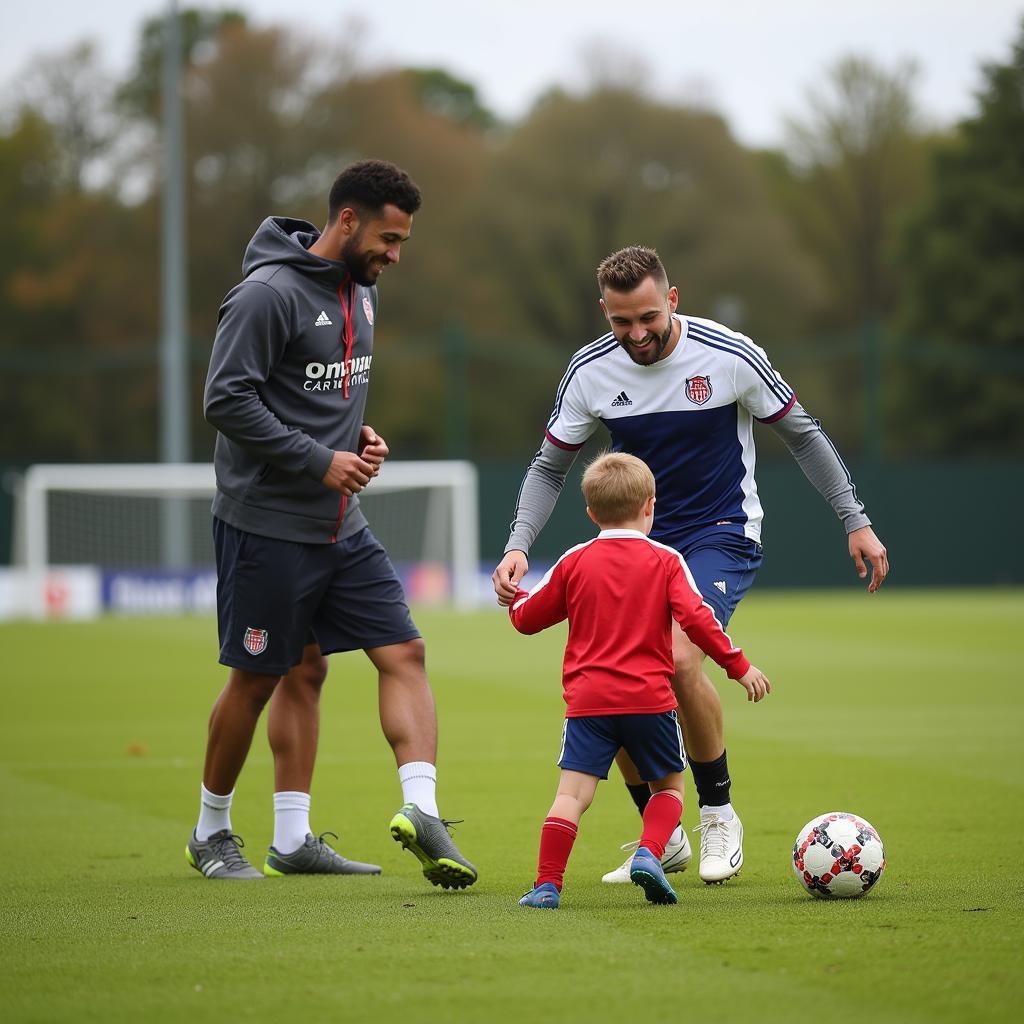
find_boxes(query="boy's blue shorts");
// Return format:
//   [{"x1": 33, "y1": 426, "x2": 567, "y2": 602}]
[
  {"x1": 558, "y1": 711, "x2": 687, "y2": 781},
  {"x1": 214, "y1": 519, "x2": 420, "y2": 675}
]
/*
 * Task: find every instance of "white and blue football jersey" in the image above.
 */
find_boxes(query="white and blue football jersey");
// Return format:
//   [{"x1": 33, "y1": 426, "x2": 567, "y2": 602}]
[{"x1": 546, "y1": 314, "x2": 796, "y2": 549}]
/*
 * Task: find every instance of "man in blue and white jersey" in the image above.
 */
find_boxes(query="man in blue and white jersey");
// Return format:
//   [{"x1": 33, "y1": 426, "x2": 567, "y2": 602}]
[{"x1": 492, "y1": 245, "x2": 888, "y2": 885}]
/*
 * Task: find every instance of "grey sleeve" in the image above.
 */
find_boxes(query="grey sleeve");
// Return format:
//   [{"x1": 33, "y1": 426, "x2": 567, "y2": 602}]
[
  {"x1": 504, "y1": 438, "x2": 580, "y2": 554},
  {"x1": 767, "y1": 401, "x2": 871, "y2": 534},
  {"x1": 204, "y1": 281, "x2": 333, "y2": 481}
]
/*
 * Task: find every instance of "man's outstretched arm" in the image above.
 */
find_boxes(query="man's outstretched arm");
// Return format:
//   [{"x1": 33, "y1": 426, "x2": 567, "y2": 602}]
[
  {"x1": 492, "y1": 438, "x2": 579, "y2": 604},
  {"x1": 768, "y1": 402, "x2": 889, "y2": 592}
]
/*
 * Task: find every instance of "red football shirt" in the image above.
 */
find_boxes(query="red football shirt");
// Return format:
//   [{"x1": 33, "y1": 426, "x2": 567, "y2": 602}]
[{"x1": 508, "y1": 529, "x2": 751, "y2": 717}]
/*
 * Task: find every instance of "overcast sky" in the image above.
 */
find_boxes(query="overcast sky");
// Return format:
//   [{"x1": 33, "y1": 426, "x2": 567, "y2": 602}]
[{"x1": 3, "y1": 1, "x2": 1021, "y2": 146}]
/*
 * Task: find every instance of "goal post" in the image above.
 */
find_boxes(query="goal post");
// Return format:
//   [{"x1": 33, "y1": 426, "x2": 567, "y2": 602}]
[{"x1": 17, "y1": 460, "x2": 480, "y2": 616}]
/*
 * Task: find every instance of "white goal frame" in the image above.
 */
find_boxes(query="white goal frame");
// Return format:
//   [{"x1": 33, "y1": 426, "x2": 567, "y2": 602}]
[{"x1": 19, "y1": 461, "x2": 479, "y2": 612}]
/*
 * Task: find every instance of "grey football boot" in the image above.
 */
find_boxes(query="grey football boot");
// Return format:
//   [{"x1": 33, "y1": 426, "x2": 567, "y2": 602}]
[
  {"x1": 264, "y1": 831, "x2": 382, "y2": 877},
  {"x1": 186, "y1": 829, "x2": 263, "y2": 880},
  {"x1": 389, "y1": 803, "x2": 478, "y2": 889}
]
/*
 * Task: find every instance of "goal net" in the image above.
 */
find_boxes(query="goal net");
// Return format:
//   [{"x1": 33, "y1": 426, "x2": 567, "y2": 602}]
[{"x1": 14, "y1": 461, "x2": 479, "y2": 618}]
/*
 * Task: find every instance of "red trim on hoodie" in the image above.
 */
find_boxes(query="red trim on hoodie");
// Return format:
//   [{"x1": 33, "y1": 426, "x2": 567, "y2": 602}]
[
  {"x1": 330, "y1": 494, "x2": 347, "y2": 544},
  {"x1": 337, "y1": 280, "x2": 356, "y2": 400},
  {"x1": 329, "y1": 278, "x2": 356, "y2": 541}
]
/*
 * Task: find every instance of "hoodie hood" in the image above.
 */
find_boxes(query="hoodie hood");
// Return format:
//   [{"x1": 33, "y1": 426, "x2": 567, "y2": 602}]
[{"x1": 242, "y1": 216, "x2": 351, "y2": 285}]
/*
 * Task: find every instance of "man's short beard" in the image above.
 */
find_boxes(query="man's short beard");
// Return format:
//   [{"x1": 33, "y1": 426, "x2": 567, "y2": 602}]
[
  {"x1": 340, "y1": 234, "x2": 375, "y2": 286},
  {"x1": 622, "y1": 318, "x2": 673, "y2": 364}
]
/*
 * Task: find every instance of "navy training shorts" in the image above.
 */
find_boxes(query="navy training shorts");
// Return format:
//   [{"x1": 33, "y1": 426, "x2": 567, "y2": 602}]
[
  {"x1": 557, "y1": 711, "x2": 687, "y2": 781},
  {"x1": 680, "y1": 533, "x2": 763, "y2": 628},
  {"x1": 213, "y1": 518, "x2": 421, "y2": 676}
]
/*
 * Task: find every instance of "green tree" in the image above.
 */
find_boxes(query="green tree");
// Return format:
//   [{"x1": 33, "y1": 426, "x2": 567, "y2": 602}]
[
  {"x1": 17, "y1": 42, "x2": 114, "y2": 192},
  {"x1": 780, "y1": 56, "x2": 932, "y2": 328},
  {"x1": 402, "y1": 68, "x2": 498, "y2": 131},
  {"x1": 0, "y1": 111, "x2": 159, "y2": 460},
  {"x1": 302, "y1": 68, "x2": 493, "y2": 456},
  {"x1": 112, "y1": 13, "x2": 498, "y2": 461},
  {"x1": 465, "y1": 85, "x2": 823, "y2": 455},
  {"x1": 117, "y1": 6, "x2": 247, "y2": 117},
  {"x1": 756, "y1": 57, "x2": 938, "y2": 455},
  {"x1": 892, "y1": 22, "x2": 1024, "y2": 455}
]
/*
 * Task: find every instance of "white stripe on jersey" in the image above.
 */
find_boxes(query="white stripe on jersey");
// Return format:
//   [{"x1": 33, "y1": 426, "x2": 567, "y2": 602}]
[
  {"x1": 736, "y1": 405, "x2": 762, "y2": 536},
  {"x1": 511, "y1": 538, "x2": 596, "y2": 610},
  {"x1": 549, "y1": 334, "x2": 618, "y2": 425}
]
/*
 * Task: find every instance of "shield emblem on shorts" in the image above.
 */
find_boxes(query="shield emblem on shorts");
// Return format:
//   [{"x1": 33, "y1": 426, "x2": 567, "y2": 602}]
[
  {"x1": 243, "y1": 627, "x2": 268, "y2": 656},
  {"x1": 685, "y1": 375, "x2": 712, "y2": 405}
]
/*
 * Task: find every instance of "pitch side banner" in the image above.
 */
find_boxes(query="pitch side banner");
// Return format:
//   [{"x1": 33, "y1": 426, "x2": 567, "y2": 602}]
[
  {"x1": 102, "y1": 571, "x2": 219, "y2": 614},
  {"x1": 101, "y1": 563, "x2": 463, "y2": 615},
  {"x1": 0, "y1": 564, "x2": 502, "y2": 619},
  {"x1": 0, "y1": 567, "x2": 102, "y2": 620}
]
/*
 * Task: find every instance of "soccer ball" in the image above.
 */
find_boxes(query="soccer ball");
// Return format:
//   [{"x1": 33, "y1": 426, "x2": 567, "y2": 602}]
[{"x1": 792, "y1": 811, "x2": 886, "y2": 899}]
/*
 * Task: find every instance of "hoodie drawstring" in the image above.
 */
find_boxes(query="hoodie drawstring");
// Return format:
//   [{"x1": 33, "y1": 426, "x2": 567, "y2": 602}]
[
  {"x1": 329, "y1": 279, "x2": 356, "y2": 543},
  {"x1": 337, "y1": 279, "x2": 355, "y2": 399}
]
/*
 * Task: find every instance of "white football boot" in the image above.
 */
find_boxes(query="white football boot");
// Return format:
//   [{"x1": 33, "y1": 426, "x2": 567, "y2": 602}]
[
  {"x1": 695, "y1": 810, "x2": 743, "y2": 883},
  {"x1": 600, "y1": 830, "x2": 692, "y2": 883}
]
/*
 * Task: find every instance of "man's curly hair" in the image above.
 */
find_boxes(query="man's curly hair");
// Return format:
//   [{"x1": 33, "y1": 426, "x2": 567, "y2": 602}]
[{"x1": 328, "y1": 160, "x2": 422, "y2": 222}]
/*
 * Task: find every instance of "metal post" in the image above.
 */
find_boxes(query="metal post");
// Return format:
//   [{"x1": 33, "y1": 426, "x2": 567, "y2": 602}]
[
  {"x1": 444, "y1": 320, "x2": 468, "y2": 459},
  {"x1": 863, "y1": 318, "x2": 882, "y2": 469},
  {"x1": 160, "y1": 0, "x2": 190, "y2": 568}
]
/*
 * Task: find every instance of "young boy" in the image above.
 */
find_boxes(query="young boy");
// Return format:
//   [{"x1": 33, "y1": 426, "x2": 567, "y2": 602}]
[{"x1": 505, "y1": 452, "x2": 771, "y2": 909}]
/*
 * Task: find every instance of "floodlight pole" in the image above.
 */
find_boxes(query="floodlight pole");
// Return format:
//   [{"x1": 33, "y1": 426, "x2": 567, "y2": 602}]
[{"x1": 159, "y1": 0, "x2": 190, "y2": 568}]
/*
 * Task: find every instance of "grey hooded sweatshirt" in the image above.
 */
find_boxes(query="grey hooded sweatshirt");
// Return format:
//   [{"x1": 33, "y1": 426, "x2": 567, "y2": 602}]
[{"x1": 204, "y1": 216, "x2": 378, "y2": 544}]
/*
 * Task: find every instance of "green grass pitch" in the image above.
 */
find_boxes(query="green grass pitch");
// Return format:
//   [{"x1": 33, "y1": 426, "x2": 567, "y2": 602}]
[{"x1": 2, "y1": 590, "x2": 1022, "y2": 1023}]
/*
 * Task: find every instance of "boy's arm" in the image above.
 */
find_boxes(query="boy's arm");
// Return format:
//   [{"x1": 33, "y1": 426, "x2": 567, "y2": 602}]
[
  {"x1": 666, "y1": 557, "x2": 751, "y2": 679},
  {"x1": 507, "y1": 560, "x2": 569, "y2": 635}
]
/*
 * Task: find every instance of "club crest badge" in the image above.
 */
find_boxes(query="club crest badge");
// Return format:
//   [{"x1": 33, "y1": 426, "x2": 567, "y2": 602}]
[
  {"x1": 685, "y1": 375, "x2": 713, "y2": 405},
  {"x1": 362, "y1": 295, "x2": 374, "y2": 325},
  {"x1": 243, "y1": 627, "x2": 269, "y2": 656}
]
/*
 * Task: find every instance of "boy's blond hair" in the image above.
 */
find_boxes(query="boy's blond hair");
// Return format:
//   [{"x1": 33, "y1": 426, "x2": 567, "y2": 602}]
[{"x1": 581, "y1": 452, "x2": 655, "y2": 525}]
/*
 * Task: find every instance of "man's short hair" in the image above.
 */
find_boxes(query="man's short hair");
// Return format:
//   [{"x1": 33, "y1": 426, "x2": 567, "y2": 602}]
[
  {"x1": 328, "y1": 160, "x2": 422, "y2": 223},
  {"x1": 581, "y1": 452, "x2": 656, "y2": 525},
  {"x1": 596, "y1": 245, "x2": 668, "y2": 294}
]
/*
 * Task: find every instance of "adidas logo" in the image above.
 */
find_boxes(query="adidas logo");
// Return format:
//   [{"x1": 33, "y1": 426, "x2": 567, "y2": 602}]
[
  {"x1": 314, "y1": 310, "x2": 333, "y2": 326},
  {"x1": 713, "y1": 580, "x2": 727, "y2": 594},
  {"x1": 610, "y1": 390, "x2": 633, "y2": 407}
]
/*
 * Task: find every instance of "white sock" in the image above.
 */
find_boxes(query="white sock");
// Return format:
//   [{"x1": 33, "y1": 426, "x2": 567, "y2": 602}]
[
  {"x1": 669, "y1": 825, "x2": 684, "y2": 845},
  {"x1": 398, "y1": 761, "x2": 438, "y2": 817},
  {"x1": 702, "y1": 802, "x2": 735, "y2": 822},
  {"x1": 196, "y1": 784, "x2": 233, "y2": 841},
  {"x1": 273, "y1": 791, "x2": 312, "y2": 854}
]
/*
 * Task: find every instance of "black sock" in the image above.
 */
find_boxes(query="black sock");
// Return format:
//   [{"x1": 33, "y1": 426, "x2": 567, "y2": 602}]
[
  {"x1": 689, "y1": 749, "x2": 731, "y2": 808},
  {"x1": 626, "y1": 782, "x2": 651, "y2": 816}
]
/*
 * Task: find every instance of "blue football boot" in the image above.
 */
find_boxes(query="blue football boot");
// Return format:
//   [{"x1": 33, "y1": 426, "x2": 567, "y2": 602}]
[{"x1": 518, "y1": 882, "x2": 560, "y2": 909}]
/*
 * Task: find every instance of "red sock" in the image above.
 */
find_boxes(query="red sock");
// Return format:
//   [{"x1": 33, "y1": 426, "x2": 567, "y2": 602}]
[
  {"x1": 639, "y1": 791, "x2": 683, "y2": 860},
  {"x1": 536, "y1": 817, "x2": 578, "y2": 890}
]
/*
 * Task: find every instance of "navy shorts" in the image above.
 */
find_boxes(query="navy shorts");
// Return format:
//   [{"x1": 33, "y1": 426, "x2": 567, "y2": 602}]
[
  {"x1": 213, "y1": 519, "x2": 420, "y2": 675},
  {"x1": 558, "y1": 711, "x2": 687, "y2": 781},
  {"x1": 680, "y1": 534, "x2": 763, "y2": 627}
]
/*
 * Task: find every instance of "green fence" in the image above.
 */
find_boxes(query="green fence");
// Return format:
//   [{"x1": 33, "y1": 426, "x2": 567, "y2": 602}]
[
  {"x1": 477, "y1": 458, "x2": 1024, "y2": 587},
  {"x1": 3, "y1": 459, "x2": 1021, "y2": 585}
]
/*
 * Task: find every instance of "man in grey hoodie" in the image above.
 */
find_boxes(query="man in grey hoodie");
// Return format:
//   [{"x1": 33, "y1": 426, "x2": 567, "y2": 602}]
[{"x1": 187, "y1": 160, "x2": 476, "y2": 889}]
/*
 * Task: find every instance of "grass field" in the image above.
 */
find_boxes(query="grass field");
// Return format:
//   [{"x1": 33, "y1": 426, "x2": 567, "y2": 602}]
[{"x1": 2, "y1": 590, "x2": 1023, "y2": 1023}]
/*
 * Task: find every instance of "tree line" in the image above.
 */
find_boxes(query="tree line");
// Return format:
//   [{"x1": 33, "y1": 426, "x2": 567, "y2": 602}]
[{"x1": 1, "y1": 9, "x2": 1021, "y2": 464}]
